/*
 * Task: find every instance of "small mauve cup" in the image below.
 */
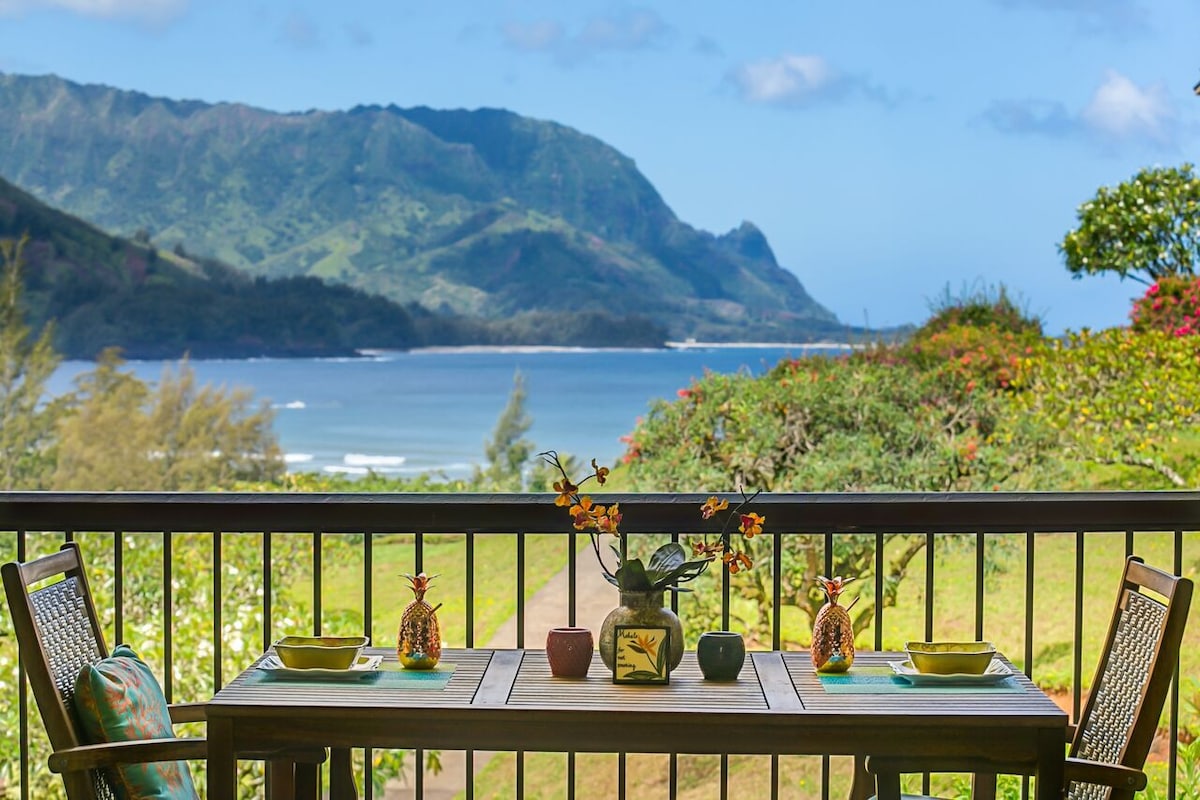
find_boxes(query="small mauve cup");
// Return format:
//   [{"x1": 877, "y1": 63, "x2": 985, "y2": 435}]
[
  {"x1": 697, "y1": 631, "x2": 746, "y2": 681},
  {"x1": 546, "y1": 627, "x2": 593, "y2": 678}
]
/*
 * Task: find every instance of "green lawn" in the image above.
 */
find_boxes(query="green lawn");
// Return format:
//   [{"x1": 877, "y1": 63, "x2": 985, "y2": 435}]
[{"x1": 283, "y1": 532, "x2": 588, "y2": 647}]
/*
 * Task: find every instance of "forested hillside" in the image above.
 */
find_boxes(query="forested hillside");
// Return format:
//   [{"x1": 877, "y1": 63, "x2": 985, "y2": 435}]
[
  {"x1": 0, "y1": 72, "x2": 844, "y2": 343},
  {"x1": 0, "y1": 176, "x2": 666, "y2": 357}
]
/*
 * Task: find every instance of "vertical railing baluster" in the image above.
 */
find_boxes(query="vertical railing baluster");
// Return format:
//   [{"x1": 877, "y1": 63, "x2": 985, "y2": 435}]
[
  {"x1": 670, "y1": 531, "x2": 680, "y2": 615},
  {"x1": 663, "y1": 478, "x2": 682, "y2": 800},
  {"x1": 923, "y1": 532, "x2": 934, "y2": 641},
  {"x1": 1169, "y1": 528, "x2": 1184, "y2": 800},
  {"x1": 313, "y1": 530, "x2": 322, "y2": 635},
  {"x1": 163, "y1": 530, "x2": 173, "y2": 702},
  {"x1": 114, "y1": 531, "x2": 124, "y2": 646},
  {"x1": 466, "y1": 531, "x2": 475, "y2": 647},
  {"x1": 721, "y1": 551, "x2": 731, "y2": 631},
  {"x1": 772, "y1": 529, "x2": 783, "y2": 800},
  {"x1": 923, "y1": 531, "x2": 934, "y2": 798},
  {"x1": 820, "y1": 532, "x2": 830, "y2": 800},
  {"x1": 720, "y1": 754, "x2": 729, "y2": 800},
  {"x1": 1072, "y1": 529, "x2": 1084, "y2": 721},
  {"x1": 213, "y1": 531, "x2": 223, "y2": 690},
  {"x1": 263, "y1": 530, "x2": 273, "y2": 653},
  {"x1": 365, "y1": 530, "x2": 375, "y2": 800},
  {"x1": 365, "y1": 530, "x2": 374, "y2": 642},
  {"x1": 411, "y1": 530, "x2": 428, "y2": 800},
  {"x1": 17, "y1": 529, "x2": 28, "y2": 800},
  {"x1": 515, "y1": 531, "x2": 525, "y2": 800},
  {"x1": 1022, "y1": 529, "x2": 1034, "y2": 800},
  {"x1": 772, "y1": 531, "x2": 782, "y2": 652},
  {"x1": 1125, "y1": 529, "x2": 1134, "y2": 559},
  {"x1": 822, "y1": 529, "x2": 834, "y2": 800},
  {"x1": 874, "y1": 532, "x2": 884, "y2": 651},
  {"x1": 568, "y1": 530, "x2": 577, "y2": 627},
  {"x1": 975, "y1": 531, "x2": 984, "y2": 641},
  {"x1": 1023, "y1": 530, "x2": 1034, "y2": 679},
  {"x1": 618, "y1": 752, "x2": 626, "y2": 800},
  {"x1": 515, "y1": 531, "x2": 524, "y2": 647}
]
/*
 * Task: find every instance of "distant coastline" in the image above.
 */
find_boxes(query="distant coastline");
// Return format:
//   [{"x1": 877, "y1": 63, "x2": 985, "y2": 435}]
[
  {"x1": 664, "y1": 340, "x2": 861, "y2": 350},
  {"x1": 378, "y1": 341, "x2": 860, "y2": 357}
]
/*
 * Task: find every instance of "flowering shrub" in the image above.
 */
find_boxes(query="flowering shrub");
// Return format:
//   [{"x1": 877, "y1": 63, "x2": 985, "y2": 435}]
[
  {"x1": 1131, "y1": 277, "x2": 1200, "y2": 338},
  {"x1": 540, "y1": 450, "x2": 763, "y2": 590},
  {"x1": 902, "y1": 325, "x2": 1036, "y2": 391},
  {"x1": 1008, "y1": 328, "x2": 1200, "y2": 485}
]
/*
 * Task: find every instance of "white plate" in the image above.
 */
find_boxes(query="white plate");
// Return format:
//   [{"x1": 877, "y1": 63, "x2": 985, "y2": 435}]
[
  {"x1": 259, "y1": 653, "x2": 383, "y2": 680},
  {"x1": 889, "y1": 659, "x2": 1014, "y2": 686}
]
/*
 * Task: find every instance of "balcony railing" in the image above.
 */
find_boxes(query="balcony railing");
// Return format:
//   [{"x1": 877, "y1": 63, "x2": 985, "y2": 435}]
[{"x1": 1, "y1": 491, "x2": 1197, "y2": 799}]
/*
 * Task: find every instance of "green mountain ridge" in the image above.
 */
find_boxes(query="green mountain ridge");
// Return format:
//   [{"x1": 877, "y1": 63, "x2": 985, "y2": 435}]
[{"x1": 0, "y1": 72, "x2": 846, "y2": 342}]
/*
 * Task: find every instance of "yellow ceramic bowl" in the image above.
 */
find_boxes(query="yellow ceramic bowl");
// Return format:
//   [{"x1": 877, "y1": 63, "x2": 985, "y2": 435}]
[
  {"x1": 273, "y1": 635, "x2": 369, "y2": 670},
  {"x1": 905, "y1": 641, "x2": 995, "y2": 675}
]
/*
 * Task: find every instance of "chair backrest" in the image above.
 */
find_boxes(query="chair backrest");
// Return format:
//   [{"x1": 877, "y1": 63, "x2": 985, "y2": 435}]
[
  {"x1": 2, "y1": 542, "x2": 116, "y2": 800},
  {"x1": 1068, "y1": 556, "x2": 1193, "y2": 800}
]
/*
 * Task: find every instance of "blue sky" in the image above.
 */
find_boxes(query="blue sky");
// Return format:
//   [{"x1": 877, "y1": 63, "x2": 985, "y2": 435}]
[{"x1": 1, "y1": 1, "x2": 1198, "y2": 334}]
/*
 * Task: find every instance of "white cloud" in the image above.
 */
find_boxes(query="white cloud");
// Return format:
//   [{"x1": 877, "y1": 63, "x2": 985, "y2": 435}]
[
  {"x1": 983, "y1": 69, "x2": 1179, "y2": 149},
  {"x1": 0, "y1": 0, "x2": 185, "y2": 23},
  {"x1": 1080, "y1": 70, "x2": 1173, "y2": 142},
  {"x1": 578, "y1": 9, "x2": 665, "y2": 51},
  {"x1": 730, "y1": 54, "x2": 837, "y2": 105},
  {"x1": 500, "y1": 9, "x2": 669, "y2": 64},
  {"x1": 727, "y1": 53, "x2": 894, "y2": 108},
  {"x1": 501, "y1": 19, "x2": 564, "y2": 52}
]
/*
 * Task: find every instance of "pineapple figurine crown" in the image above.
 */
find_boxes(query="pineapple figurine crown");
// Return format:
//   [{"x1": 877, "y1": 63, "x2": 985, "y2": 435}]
[
  {"x1": 403, "y1": 572, "x2": 437, "y2": 600},
  {"x1": 816, "y1": 574, "x2": 856, "y2": 606}
]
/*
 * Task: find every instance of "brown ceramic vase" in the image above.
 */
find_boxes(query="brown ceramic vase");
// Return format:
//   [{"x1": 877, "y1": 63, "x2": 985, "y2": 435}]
[{"x1": 546, "y1": 626, "x2": 594, "y2": 678}]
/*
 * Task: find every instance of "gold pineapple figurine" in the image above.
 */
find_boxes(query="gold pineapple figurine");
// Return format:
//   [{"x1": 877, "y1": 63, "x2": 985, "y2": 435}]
[
  {"x1": 398, "y1": 572, "x2": 443, "y2": 670},
  {"x1": 811, "y1": 575, "x2": 856, "y2": 673}
]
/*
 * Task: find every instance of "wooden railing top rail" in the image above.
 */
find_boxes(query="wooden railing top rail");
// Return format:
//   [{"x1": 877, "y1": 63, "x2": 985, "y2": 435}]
[{"x1": 1, "y1": 490, "x2": 1198, "y2": 533}]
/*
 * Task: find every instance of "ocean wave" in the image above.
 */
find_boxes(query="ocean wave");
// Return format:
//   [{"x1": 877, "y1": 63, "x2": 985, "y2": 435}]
[
  {"x1": 343, "y1": 453, "x2": 407, "y2": 467},
  {"x1": 324, "y1": 465, "x2": 369, "y2": 475},
  {"x1": 284, "y1": 453, "x2": 314, "y2": 464},
  {"x1": 273, "y1": 400, "x2": 306, "y2": 410}
]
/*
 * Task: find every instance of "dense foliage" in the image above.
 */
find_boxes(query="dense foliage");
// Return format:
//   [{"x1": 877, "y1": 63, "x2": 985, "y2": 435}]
[{"x1": 1060, "y1": 164, "x2": 1200, "y2": 285}]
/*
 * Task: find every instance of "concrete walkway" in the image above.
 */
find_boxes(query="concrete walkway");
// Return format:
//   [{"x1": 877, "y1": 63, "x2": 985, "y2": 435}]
[{"x1": 387, "y1": 555, "x2": 618, "y2": 799}]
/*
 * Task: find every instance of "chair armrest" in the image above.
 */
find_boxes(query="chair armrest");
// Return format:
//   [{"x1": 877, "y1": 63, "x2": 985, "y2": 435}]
[
  {"x1": 168, "y1": 702, "x2": 207, "y2": 724},
  {"x1": 48, "y1": 737, "x2": 207, "y2": 773},
  {"x1": 1064, "y1": 757, "x2": 1147, "y2": 791}
]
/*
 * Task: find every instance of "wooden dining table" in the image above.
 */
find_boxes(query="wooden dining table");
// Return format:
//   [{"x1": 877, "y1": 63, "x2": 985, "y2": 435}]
[{"x1": 206, "y1": 648, "x2": 1067, "y2": 800}]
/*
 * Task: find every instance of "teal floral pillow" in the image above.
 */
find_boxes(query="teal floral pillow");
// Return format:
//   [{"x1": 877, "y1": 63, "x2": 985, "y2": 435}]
[{"x1": 73, "y1": 644, "x2": 198, "y2": 800}]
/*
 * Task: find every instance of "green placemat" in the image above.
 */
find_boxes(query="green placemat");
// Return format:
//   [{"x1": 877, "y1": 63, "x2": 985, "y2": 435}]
[
  {"x1": 249, "y1": 662, "x2": 455, "y2": 689},
  {"x1": 818, "y1": 666, "x2": 1022, "y2": 694}
]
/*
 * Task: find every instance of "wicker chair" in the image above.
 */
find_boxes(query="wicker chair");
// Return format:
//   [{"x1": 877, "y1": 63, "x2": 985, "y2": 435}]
[
  {"x1": 867, "y1": 555, "x2": 1193, "y2": 800},
  {"x1": 3, "y1": 542, "x2": 325, "y2": 800}
]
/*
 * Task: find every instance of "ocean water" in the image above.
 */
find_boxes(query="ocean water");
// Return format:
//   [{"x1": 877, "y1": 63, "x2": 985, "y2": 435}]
[{"x1": 49, "y1": 345, "x2": 841, "y2": 478}]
